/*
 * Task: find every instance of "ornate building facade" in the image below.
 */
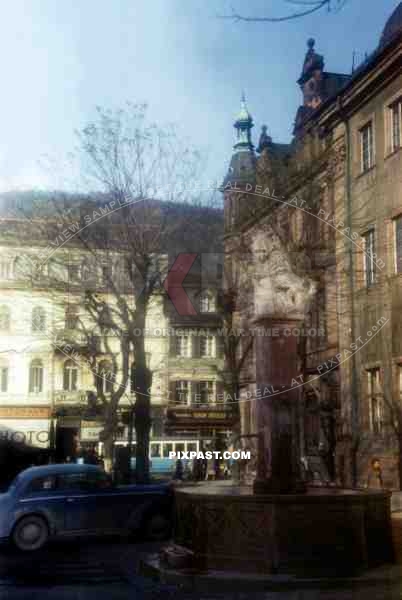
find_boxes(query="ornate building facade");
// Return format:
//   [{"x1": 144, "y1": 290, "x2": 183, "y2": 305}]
[
  {"x1": 0, "y1": 195, "x2": 230, "y2": 477},
  {"x1": 223, "y1": 3, "x2": 402, "y2": 488}
]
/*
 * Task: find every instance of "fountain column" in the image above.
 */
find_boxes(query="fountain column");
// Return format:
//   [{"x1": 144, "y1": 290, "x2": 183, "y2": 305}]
[
  {"x1": 252, "y1": 316, "x2": 305, "y2": 494},
  {"x1": 250, "y1": 229, "x2": 316, "y2": 494}
]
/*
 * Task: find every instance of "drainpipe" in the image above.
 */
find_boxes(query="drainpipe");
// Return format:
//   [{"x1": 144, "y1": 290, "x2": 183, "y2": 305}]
[{"x1": 338, "y1": 98, "x2": 359, "y2": 487}]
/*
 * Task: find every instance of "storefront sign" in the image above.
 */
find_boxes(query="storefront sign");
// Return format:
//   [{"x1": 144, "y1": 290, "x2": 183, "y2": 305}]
[
  {"x1": 80, "y1": 426, "x2": 102, "y2": 441},
  {"x1": 0, "y1": 420, "x2": 51, "y2": 448}
]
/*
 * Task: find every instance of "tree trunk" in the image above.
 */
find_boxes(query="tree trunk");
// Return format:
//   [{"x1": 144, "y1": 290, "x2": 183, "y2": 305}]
[
  {"x1": 398, "y1": 436, "x2": 402, "y2": 491},
  {"x1": 134, "y1": 362, "x2": 152, "y2": 483},
  {"x1": 103, "y1": 435, "x2": 115, "y2": 474}
]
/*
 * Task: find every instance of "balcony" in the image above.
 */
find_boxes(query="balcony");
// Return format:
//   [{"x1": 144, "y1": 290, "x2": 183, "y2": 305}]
[
  {"x1": 54, "y1": 391, "x2": 88, "y2": 404},
  {"x1": 53, "y1": 328, "x2": 95, "y2": 354}
]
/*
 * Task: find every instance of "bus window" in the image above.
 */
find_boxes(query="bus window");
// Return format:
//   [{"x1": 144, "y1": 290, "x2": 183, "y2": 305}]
[
  {"x1": 151, "y1": 443, "x2": 161, "y2": 458},
  {"x1": 163, "y1": 443, "x2": 173, "y2": 457},
  {"x1": 187, "y1": 442, "x2": 197, "y2": 453}
]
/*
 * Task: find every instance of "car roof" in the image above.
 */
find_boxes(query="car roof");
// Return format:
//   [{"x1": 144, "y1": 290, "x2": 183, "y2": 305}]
[{"x1": 17, "y1": 463, "x2": 101, "y2": 482}]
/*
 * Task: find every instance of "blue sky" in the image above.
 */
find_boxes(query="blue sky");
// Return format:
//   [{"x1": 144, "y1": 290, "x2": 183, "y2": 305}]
[{"x1": 0, "y1": 0, "x2": 399, "y2": 192}]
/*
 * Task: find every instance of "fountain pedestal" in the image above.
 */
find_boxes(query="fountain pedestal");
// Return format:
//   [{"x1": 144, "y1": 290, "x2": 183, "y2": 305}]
[{"x1": 252, "y1": 316, "x2": 304, "y2": 494}]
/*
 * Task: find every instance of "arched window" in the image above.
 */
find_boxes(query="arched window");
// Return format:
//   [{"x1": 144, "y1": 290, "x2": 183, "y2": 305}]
[
  {"x1": 0, "y1": 360, "x2": 8, "y2": 392},
  {"x1": 0, "y1": 306, "x2": 10, "y2": 331},
  {"x1": 97, "y1": 360, "x2": 114, "y2": 394},
  {"x1": 63, "y1": 359, "x2": 78, "y2": 391},
  {"x1": 199, "y1": 291, "x2": 215, "y2": 313},
  {"x1": 32, "y1": 306, "x2": 46, "y2": 332},
  {"x1": 29, "y1": 359, "x2": 43, "y2": 393}
]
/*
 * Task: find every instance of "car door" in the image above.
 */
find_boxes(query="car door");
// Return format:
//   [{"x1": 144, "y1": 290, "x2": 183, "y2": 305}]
[
  {"x1": 17, "y1": 474, "x2": 66, "y2": 533},
  {"x1": 83, "y1": 472, "x2": 136, "y2": 533},
  {"x1": 58, "y1": 471, "x2": 99, "y2": 533}
]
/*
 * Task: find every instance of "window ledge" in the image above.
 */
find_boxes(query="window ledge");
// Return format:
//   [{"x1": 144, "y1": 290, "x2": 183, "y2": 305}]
[
  {"x1": 384, "y1": 146, "x2": 402, "y2": 161},
  {"x1": 356, "y1": 164, "x2": 376, "y2": 180}
]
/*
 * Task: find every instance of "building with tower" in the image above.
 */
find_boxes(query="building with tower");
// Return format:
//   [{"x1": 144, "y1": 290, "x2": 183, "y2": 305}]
[{"x1": 222, "y1": 2, "x2": 402, "y2": 489}]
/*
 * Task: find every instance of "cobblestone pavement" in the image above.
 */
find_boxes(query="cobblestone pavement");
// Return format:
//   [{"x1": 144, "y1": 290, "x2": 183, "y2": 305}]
[{"x1": 0, "y1": 537, "x2": 400, "y2": 599}]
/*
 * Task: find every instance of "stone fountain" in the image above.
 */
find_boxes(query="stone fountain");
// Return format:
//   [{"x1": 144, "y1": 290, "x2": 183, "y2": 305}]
[{"x1": 157, "y1": 228, "x2": 393, "y2": 578}]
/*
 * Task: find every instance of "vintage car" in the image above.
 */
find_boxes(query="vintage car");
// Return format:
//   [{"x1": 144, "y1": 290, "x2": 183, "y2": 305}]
[{"x1": 0, "y1": 463, "x2": 173, "y2": 551}]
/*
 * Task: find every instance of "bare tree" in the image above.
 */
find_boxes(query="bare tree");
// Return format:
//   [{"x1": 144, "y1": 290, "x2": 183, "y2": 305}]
[
  {"x1": 8, "y1": 103, "x2": 215, "y2": 483},
  {"x1": 218, "y1": 0, "x2": 348, "y2": 23}
]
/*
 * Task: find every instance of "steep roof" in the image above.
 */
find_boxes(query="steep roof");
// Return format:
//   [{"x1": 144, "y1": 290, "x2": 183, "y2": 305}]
[{"x1": 379, "y1": 2, "x2": 402, "y2": 49}]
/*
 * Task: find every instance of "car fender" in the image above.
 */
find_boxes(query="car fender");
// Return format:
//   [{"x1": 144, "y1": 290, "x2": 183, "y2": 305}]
[
  {"x1": 13, "y1": 507, "x2": 54, "y2": 535},
  {"x1": 126, "y1": 495, "x2": 171, "y2": 530}
]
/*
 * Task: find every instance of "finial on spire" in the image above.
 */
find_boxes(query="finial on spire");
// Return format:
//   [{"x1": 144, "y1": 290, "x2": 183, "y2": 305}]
[
  {"x1": 307, "y1": 38, "x2": 315, "y2": 50},
  {"x1": 257, "y1": 125, "x2": 272, "y2": 154},
  {"x1": 233, "y1": 93, "x2": 254, "y2": 153}
]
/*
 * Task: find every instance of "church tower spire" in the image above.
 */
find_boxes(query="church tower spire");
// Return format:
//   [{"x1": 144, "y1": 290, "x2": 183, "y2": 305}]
[
  {"x1": 233, "y1": 91, "x2": 254, "y2": 152},
  {"x1": 222, "y1": 93, "x2": 257, "y2": 232},
  {"x1": 222, "y1": 93, "x2": 256, "y2": 190}
]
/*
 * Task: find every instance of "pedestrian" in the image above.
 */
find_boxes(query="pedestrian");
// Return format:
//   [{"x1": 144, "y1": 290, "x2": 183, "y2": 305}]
[
  {"x1": 173, "y1": 458, "x2": 183, "y2": 481},
  {"x1": 366, "y1": 457, "x2": 383, "y2": 489}
]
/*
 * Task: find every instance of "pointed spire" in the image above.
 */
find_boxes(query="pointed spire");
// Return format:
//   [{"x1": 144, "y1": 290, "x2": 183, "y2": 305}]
[
  {"x1": 233, "y1": 92, "x2": 254, "y2": 152},
  {"x1": 221, "y1": 94, "x2": 256, "y2": 190}
]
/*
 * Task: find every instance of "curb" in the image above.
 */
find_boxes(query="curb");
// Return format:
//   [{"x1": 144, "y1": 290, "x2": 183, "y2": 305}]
[{"x1": 140, "y1": 556, "x2": 402, "y2": 593}]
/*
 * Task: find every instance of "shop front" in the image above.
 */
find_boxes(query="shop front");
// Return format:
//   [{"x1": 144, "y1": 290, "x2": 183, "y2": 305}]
[{"x1": 0, "y1": 406, "x2": 52, "y2": 486}]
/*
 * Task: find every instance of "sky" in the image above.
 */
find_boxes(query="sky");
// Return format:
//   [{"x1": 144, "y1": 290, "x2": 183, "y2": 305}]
[{"x1": 0, "y1": 0, "x2": 399, "y2": 193}]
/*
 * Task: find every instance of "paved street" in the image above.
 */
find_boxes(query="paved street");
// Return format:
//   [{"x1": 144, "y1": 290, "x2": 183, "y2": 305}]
[{"x1": 0, "y1": 536, "x2": 401, "y2": 600}]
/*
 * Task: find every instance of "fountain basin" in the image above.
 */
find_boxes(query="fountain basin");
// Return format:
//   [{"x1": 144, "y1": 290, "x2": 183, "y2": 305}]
[{"x1": 173, "y1": 483, "x2": 393, "y2": 577}]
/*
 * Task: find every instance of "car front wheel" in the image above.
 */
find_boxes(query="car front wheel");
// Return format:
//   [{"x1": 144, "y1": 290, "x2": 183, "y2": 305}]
[{"x1": 12, "y1": 515, "x2": 49, "y2": 551}]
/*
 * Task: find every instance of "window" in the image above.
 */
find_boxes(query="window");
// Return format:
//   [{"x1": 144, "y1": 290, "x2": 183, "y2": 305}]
[
  {"x1": 390, "y1": 98, "x2": 402, "y2": 152},
  {"x1": 163, "y1": 443, "x2": 173, "y2": 458},
  {"x1": 394, "y1": 215, "x2": 402, "y2": 274},
  {"x1": 26, "y1": 475, "x2": 56, "y2": 494},
  {"x1": 81, "y1": 257, "x2": 96, "y2": 285},
  {"x1": 65, "y1": 305, "x2": 79, "y2": 330},
  {"x1": 195, "y1": 381, "x2": 214, "y2": 405},
  {"x1": 200, "y1": 335, "x2": 215, "y2": 358},
  {"x1": 29, "y1": 359, "x2": 44, "y2": 394},
  {"x1": 367, "y1": 368, "x2": 383, "y2": 434},
  {"x1": 97, "y1": 360, "x2": 114, "y2": 394},
  {"x1": 176, "y1": 334, "x2": 190, "y2": 357},
  {"x1": 0, "y1": 306, "x2": 10, "y2": 331},
  {"x1": 151, "y1": 443, "x2": 161, "y2": 458},
  {"x1": 63, "y1": 359, "x2": 78, "y2": 391},
  {"x1": 199, "y1": 291, "x2": 215, "y2": 313},
  {"x1": 175, "y1": 381, "x2": 189, "y2": 405},
  {"x1": 32, "y1": 306, "x2": 46, "y2": 332},
  {"x1": 362, "y1": 229, "x2": 375, "y2": 287},
  {"x1": 100, "y1": 262, "x2": 110, "y2": 287},
  {"x1": 68, "y1": 263, "x2": 80, "y2": 284},
  {"x1": 0, "y1": 362, "x2": 8, "y2": 392},
  {"x1": 360, "y1": 121, "x2": 374, "y2": 172},
  {"x1": 0, "y1": 259, "x2": 11, "y2": 280}
]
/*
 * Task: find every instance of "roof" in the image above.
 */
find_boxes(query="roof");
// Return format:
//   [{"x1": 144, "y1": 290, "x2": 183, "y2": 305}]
[
  {"x1": 379, "y1": 2, "x2": 402, "y2": 49},
  {"x1": 16, "y1": 464, "x2": 101, "y2": 482}
]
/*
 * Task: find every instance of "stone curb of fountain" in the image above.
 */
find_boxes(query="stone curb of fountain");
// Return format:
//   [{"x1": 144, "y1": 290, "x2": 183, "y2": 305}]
[{"x1": 139, "y1": 557, "x2": 402, "y2": 594}]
